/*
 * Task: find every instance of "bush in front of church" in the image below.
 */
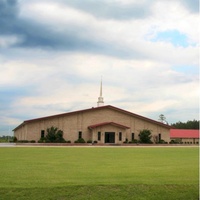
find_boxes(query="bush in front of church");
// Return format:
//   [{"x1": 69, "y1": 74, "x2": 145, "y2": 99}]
[
  {"x1": 74, "y1": 138, "x2": 86, "y2": 143},
  {"x1": 38, "y1": 126, "x2": 66, "y2": 143},
  {"x1": 138, "y1": 129, "x2": 153, "y2": 144}
]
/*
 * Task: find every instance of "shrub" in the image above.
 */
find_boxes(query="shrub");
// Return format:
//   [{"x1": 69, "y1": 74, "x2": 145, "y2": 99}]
[
  {"x1": 66, "y1": 140, "x2": 71, "y2": 143},
  {"x1": 40, "y1": 126, "x2": 66, "y2": 143},
  {"x1": 45, "y1": 127, "x2": 66, "y2": 143},
  {"x1": 74, "y1": 138, "x2": 86, "y2": 143},
  {"x1": 87, "y1": 140, "x2": 92, "y2": 143},
  {"x1": 158, "y1": 139, "x2": 167, "y2": 144},
  {"x1": 138, "y1": 129, "x2": 152, "y2": 143},
  {"x1": 123, "y1": 138, "x2": 129, "y2": 143},
  {"x1": 18, "y1": 140, "x2": 29, "y2": 143},
  {"x1": 169, "y1": 140, "x2": 179, "y2": 144},
  {"x1": 55, "y1": 137, "x2": 66, "y2": 143},
  {"x1": 38, "y1": 138, "x2": 45, "y2": 143},
  {"x1": 13, "y1": 137, "x2": 18, "y2": 142},
  {"x1": 30, "y1": 140, "x2": 36, "y2": 143},
  {"x1": 93, "y1": 141, "x2": 98, "y2": 143},
  {"x1": 131, "y1": 139, "x2": 138, "y2": 143}
]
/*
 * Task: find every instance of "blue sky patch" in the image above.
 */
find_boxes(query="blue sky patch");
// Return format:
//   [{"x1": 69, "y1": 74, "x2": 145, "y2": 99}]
[
  {"x1": 172, "y1": 65, "x2": 199, "y2": 75},
  {"x1": 151, "y1": 30, "x2": 189, "y2": 47}
]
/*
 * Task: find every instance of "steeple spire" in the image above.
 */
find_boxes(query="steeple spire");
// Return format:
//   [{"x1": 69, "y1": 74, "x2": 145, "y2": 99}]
[
  {"x1": 97, "y1": 77, "x2": 104, "y2": 107},
  {"x1": 100, "y1": 77, "x2": 102, "y2": 96}
]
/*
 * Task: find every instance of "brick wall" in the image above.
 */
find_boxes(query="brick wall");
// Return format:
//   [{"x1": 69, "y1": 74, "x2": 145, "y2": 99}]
[{"x1": 14, "y1": 107, "x2": 170, "y2": 143}]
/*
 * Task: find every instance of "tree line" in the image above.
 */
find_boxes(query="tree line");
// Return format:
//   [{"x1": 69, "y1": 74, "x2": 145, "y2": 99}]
[
  {"x1": 0, "y1": 135, "x2": 14, "y2": 142},
  {"x1": 171, "y1": 120, "x2": 199, "y2": 129},
  {"x1": 158, "y1": 114, "x2": 199, "y2": 129}
]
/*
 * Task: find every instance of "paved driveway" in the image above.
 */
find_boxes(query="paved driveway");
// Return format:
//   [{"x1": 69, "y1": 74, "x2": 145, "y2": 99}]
[{"x1": 0, "y1": 143, "x2": 16, "y2": 147}]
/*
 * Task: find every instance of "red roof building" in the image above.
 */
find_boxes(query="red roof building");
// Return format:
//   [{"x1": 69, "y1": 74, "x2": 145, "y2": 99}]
[{"x1": 170, "y1": 129, "x2": 199, "y2": 144}]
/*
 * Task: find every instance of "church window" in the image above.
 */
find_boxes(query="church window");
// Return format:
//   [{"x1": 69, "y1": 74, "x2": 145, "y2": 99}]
[
  {"x1": 78, "y1": 131, "x2": 82, "y2": 139},
  {"x1": 98, "y1": 132, "x2": 101, "y2": 141},
  {"x1": 41, "y1": 130, "x2": 45, "y2": 138},
  {"x1": 119, "y1": 132, "x2": 122, "y2": 141},
  {"x1": 132, "y1": 133, "x2": 135, "y2": 141},
  {"x1": 158, "y1": 133, "x2": 161, "y2": 142}
]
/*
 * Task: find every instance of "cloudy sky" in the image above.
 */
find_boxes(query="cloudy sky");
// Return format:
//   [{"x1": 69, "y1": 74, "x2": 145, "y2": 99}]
[{"x1": 0, "y1": 0, "x2": 199, "y2": 136}]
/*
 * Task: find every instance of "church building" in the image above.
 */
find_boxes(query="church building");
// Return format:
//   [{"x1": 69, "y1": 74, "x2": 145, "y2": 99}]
[{"x1": 13, "y1": 81, "x2": 171, "y2": 144}]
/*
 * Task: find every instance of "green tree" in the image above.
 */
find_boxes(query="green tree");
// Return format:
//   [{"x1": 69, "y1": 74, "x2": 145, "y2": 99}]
[
  {"x1": 138, "y1": 129, "x2": 152, "y2": 143},
  {"x1": 158, "y1": 114, "x2": 167, "y2": 124},
  {"x1": 171, "y1": 120, "x2": 199, "y2": 129},
  {"x1": 45, "y1": 126, "x2": 66, "y2": 143}
]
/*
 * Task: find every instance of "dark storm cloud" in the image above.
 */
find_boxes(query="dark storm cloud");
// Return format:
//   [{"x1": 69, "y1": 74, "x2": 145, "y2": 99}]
[
  {"x1": 0, "y1": 1, "x2": 85, "y2": 47},
  {"x1": 0, "y1": 0, "x2": 18, "y2": 18},
  {"x1": 1, "y1": 0, "x2": 197, "y2": 59},
  {"x1": 181, "y1": 0, "x2": 199, "y2": 13},
  {"x1": 11, "y1": 20, "x2": 137, "y2": 59},
  {"x1": 0, "y1": 0, "x2": 143, "y2": 59},
  {"x1": 0, "y1": 0, "x2": 96, "y2": 50},
  {"x1": 0, "y1": 0, "x2": 19, "y2": 34},
  {"x1": 14, "y1": 21, "x2": 96, "y2": 51}
]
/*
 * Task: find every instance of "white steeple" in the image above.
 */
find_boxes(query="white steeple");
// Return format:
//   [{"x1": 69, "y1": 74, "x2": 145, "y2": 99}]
[{"x1": 97, "y1": 77, "x2": 104, "y2": 107}]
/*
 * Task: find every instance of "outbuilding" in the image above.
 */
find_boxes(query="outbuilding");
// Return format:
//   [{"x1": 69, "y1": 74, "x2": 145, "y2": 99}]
[{"x1": 170, "y1": 129, "x2": 199, "y2": 144}]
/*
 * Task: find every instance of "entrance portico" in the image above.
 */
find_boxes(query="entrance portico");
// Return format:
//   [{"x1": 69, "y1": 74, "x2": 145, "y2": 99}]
[{"x1": 88, "y1": 122, "x2": 130, "y2": 144}]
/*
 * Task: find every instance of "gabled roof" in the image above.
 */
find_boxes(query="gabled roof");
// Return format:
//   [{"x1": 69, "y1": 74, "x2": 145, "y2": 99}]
[
  {"x1": 13, "y1": 105, "x2": 172, "y2": 131},
  {"x1": 170, "y1": 129, "x2": 199, "y2": 139},
  {"x1": 88, "y1": 122, "x2": 130, "y2": 129}
]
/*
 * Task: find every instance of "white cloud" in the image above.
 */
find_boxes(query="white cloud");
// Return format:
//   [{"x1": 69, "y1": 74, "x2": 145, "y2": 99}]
[
  {"x1": 0, "y1": 60, "x2": 53, "y2": 87},
  {"x1": 18, "y1": 0, "x2": 198, "y2": 64},
  {"x1": 0, "y1": 0, "x2": 199, "y2": 135},
  {"x1": 150, "y1": 1, "x2": 199, "y2": 43},
  {"x1": 1, "y1": 51, "x2": 198, "y2": 121},
  {"x1": 0, "y1": 116, "x2": 21, "y2": 126},
  {"x1": 19, "y1": 1, "x2": 96, "y2": 29}
]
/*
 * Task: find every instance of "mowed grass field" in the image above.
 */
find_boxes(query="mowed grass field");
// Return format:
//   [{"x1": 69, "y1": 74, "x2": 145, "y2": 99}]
[{"x1": 0, "y1": 147, "x2": 199, "y2": 200}]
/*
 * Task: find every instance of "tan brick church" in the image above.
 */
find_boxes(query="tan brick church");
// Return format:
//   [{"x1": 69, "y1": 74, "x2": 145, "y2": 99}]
[{"x1": 13, "y1": 81, "x2": 171, "y2": 144}]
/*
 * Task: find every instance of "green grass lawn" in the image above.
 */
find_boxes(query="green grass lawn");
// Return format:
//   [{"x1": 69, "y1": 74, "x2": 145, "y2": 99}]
[{"x1": 0, "y1": 147, "x2": 199, "y2": 199}]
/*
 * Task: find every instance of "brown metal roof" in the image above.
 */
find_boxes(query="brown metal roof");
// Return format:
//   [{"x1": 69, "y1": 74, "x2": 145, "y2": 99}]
[{"x1": 13, "y1": 105, "x2": 172, "y2": 131}]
